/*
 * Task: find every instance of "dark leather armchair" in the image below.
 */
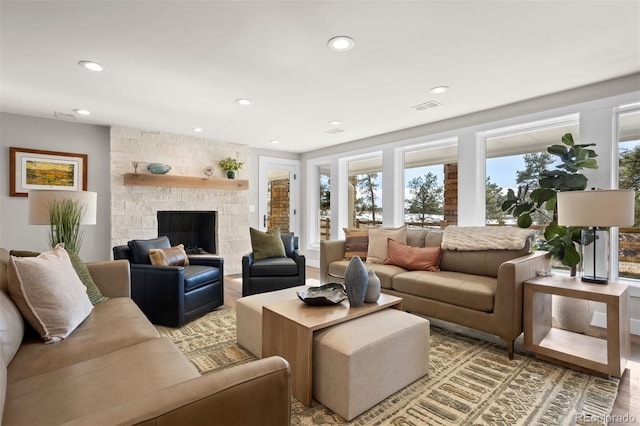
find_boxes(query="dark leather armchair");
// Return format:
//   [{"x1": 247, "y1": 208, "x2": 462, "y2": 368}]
[
  {"x1": 113, "y1": 236, "x2": 224, "y2": 327},
  {"x1": 242, "y1": 233, "x2": 305, "y2": 296}
]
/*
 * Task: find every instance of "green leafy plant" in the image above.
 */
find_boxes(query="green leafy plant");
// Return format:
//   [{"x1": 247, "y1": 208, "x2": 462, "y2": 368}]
[
  {"x1": 501, "y1": 133, "x2": 598, "y2": 273},
  {"x1": 47, "y1": 199, "x2": 85, "y2": 253},
  {"x1": 218, "y1": 157, "x2": 244, "y2": 172}
]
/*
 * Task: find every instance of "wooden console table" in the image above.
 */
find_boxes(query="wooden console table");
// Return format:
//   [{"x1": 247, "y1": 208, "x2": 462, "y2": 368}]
[
  {"x1": 262, "y1": 294, "x2": 403, "y2": 406},
  {"x1": 524, "y1": 276, "x2": 630, "y2": 378}
]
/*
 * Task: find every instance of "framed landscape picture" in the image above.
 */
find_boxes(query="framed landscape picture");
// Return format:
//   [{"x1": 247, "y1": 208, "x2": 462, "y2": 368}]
[{"x1": 9, "y1": 147, "x2": 88, "y2": 197}]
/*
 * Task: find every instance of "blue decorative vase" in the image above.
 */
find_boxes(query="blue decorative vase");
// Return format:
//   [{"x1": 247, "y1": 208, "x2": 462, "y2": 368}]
[{"x1": 344, "y1": 256, "x2": 368, "y2": 307}]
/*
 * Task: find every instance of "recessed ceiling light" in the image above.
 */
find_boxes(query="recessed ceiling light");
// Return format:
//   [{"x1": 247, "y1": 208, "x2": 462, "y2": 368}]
[
  {"x1": 270, "y1": 139, "x2": 279, "y2": 144},
  {"x1": 78, "y1": 61, "x2": 104, "y2": 72},
  {"x1": 329, "y1": 120, "x2": 342, "y2": 126},
  {"x1": 193, "y1": 127, "x2": 202, "y2": 132},
  {"x1": 73, "y1": 109, "x2": 91, "y2": 116},
  {"x1": 429, "y1": 86, "x2": 450, "y2": 94},
  {"x1": 235, "y1": 98, "x2": 252, "y2": 106},
  {"x1": 328, "y1": 36, "x2": 355, "y2": 52}
]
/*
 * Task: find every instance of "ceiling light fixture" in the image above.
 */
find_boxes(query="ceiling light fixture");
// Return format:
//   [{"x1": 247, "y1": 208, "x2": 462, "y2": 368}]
[
  {"x1": 329, "y1": 120, "x2": 342, "y2": 126},
  {"x1": 270, "y1": 139, "x2": 279, "y2": 144},
  {"x1": 328, "y1": 36, "x2": 355, "y2": 52},
  {"x1": 235, "y1": 98, "x2": 252, "y2": 106},
  {"x1": 193, "y1": 127, "x2": 202, "y2": 132},
  {"x1": 78, "y1": 61, "x2": 104, "y2": 72},
  {"x1": 429, "y1": 86, "x2": 450, "y2": 94},
  {"x1": 73, "y1": 109, "x2": 91, "y2": 116}
]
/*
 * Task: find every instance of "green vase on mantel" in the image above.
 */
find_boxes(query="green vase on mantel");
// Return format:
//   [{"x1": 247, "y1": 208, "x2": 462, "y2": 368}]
[{"x1": 227, "y1": 171, "x2": 235, "y2": 179}]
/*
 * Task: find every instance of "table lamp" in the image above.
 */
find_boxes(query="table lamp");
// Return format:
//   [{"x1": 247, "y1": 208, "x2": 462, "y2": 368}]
[
  {"x1": 557, "y1": 189, "x2": 635, "y2": 284},
  {"x1": 28, "y1": 190, "x2": 97, "y2": 253}
]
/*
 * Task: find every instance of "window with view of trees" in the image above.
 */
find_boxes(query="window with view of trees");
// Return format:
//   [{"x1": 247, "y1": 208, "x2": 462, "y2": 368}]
[
  {"x1": 348, "y1": 157, "x2": 382, "y2": 228},
  {"x1": 404, "y1": 142, "x2": 457, "y2": 228},
  {"x1": 618, "y1": 109, "x2": 640, "y2": 281}
]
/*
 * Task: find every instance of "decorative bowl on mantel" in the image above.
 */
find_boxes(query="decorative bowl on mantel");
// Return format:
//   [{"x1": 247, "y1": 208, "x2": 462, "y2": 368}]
[
  {"x1": 297, "y1": 283, "x2": 347, "y2": 306},
  {"x1": 147, "y1": 163, "x2": 172, "y2": 174}
]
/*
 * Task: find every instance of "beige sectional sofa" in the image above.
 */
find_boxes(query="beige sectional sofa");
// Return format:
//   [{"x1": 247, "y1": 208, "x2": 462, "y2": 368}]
[
  {"x1": 0, "y1": 249, "x2": 291, "y2": 426},
  {"x1": 320, "y1": 227, "x2": 550, "y2": 358}
]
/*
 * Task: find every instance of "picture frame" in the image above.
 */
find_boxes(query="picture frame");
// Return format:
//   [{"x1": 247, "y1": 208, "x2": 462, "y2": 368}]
[{"x1": 9, "y1": 147, "x2": 88, "y2": 197}]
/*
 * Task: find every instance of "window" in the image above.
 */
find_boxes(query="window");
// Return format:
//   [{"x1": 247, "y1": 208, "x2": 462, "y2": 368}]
[
  {"x1": 404, "y1": 143, "x2": 457, "y2": 228},
  {"x1": 485, "y1": 120, "x2": 579, "y2": 227},
  {"x1": 319, "y1": 166, "x2": 331, "y2": 240},
  {"x1": 617, "y1": 109, "x2": 640, "y2": 281},
  {"x1": 348, "y1": 156, "x2": 382, "y2": 229}
]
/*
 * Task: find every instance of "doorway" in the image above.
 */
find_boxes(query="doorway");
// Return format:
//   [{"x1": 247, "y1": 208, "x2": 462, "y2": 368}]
[{"x1": 258, "y1": 157, "x2": 300, "y2": 234}]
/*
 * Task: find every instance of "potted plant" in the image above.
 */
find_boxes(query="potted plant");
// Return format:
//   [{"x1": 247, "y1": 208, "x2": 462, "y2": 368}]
[
  {"x1": 502, "y1": 133, "x2": 598, "y2": 333},
  {"x1": 47, "y1": 198, "x2": 86, "y2": 253},
  {"x1": 502, "y1": 133, "x2": 598, "y2": 275},
  {"x1": 218, "y1": 157, "x2": 244, "y2": 179}
]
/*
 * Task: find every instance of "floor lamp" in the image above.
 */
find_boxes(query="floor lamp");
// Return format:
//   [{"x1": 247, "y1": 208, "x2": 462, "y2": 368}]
[
  {"x1": 557, "y1": 189, "x2": 635, "y2": 284},
  {"x1": 28, "y1": 190, "x2": 97, "y2": 254}
]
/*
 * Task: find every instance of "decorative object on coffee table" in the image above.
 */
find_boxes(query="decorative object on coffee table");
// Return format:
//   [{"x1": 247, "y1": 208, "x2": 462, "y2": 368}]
[
  {"x1": 364, "y1": 269, "x2": 381, "y2": 303},
  {"x1": 344, "y1": 255, "x2": 367, "y2": 307},
  {"x1": 297, "y1": 283, "x2": 346, "y2": 306}
]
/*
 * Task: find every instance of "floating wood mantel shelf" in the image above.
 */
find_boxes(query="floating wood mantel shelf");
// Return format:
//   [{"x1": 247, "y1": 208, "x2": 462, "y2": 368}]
[{"x1": 124, "y1": 173, "x2": 249, "y2": 190}]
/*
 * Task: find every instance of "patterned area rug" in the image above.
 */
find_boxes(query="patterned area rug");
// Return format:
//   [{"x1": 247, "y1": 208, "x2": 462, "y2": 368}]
[{"x1": 157, "y1": 308, "x2": 619, "y2": 426}]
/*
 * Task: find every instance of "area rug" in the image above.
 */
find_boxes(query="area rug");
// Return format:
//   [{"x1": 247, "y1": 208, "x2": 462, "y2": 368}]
[{"x1": 157, "y1": 308, "x2": 619, "y2": 426}]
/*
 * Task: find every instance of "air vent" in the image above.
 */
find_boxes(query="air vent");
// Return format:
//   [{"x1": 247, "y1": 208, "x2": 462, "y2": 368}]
[
  {"x1": 411, "y1": 100, "x2": 442, "y2": 111},
  {"x1": 54, "y1": 111, "x2": 76, "y2": 120},
  {"x1": 325, "y1": 128, "x2": 345, "y2": 134}
]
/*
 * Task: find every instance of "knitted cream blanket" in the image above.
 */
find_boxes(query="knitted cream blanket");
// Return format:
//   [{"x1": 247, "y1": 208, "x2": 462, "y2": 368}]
[{"x1": 441, "y1": 226, "x2": 535, "y2": 251}]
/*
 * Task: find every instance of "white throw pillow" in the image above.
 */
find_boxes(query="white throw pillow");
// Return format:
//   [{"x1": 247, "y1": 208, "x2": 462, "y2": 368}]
[
  {"x1": 366, "y1": 225, "x2": 408, "y2": 264},
  {"x1": 7, "y1": 244, "x2": 93, "y2": 344}
]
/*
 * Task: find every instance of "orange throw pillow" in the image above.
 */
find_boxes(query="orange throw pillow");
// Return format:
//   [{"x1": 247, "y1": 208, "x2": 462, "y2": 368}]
[
  {"x1": 149, "y1": 244, "x2": 189, "y2": 266},
  {"x1": 384, "y1": 238, "x2": 442, "y2": 271}
]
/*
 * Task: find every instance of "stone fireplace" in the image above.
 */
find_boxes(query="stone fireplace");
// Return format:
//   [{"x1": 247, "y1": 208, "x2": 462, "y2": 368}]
[{"x1": 110, "y1": 126, "x2": 251, "y2": 274}]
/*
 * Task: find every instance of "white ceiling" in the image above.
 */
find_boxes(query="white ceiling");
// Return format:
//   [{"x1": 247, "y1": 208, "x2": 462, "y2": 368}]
[{"x1": 1, "y1": 1, "x2": 639, "y2": 154}]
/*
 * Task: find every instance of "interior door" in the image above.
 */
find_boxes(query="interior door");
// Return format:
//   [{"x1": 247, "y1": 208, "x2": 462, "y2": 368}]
[{"x1": 258, "y1": 157, "x2": 300, "y2": 234}]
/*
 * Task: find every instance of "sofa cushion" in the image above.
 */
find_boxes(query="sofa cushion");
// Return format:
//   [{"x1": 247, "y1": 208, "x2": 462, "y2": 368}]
[
  {"x1": 250, "y1": 257, "x2": 299, "y2": 277},
  {"x1": 7, "y1": 245, "x2": 93, "y2": 344},
  {"x1": 343, "y1": 228, "x2": 368, "y2": 260},
  {"x1": 250, "y1": 227, "x2": 287, "y2": 261},
  {"x1": 406, "y1": 229, "x2": 428, "y2": 248},
  {"x1": 0, "y1": 248, "x2": 9, "y2": 293},
  {"x1": 440, "y1": 245, "x2": 530, "y2": 278},
  {"x1": 184, "y1": 265, "x2": 221, "y2": 291},
  {"x1": 128, "y1": 236, "x2": 171, "y2": 265},
  {"x1": 366, "y1": 226, "x2": 407, "y2": 264},
  {"x1": 149, "y1": 244, "x2": 190, "y2": 266},
  {"x1": 3, "y1": 337, "x2": 199, "y2": 426},
  {"x1": 392, "y1": 270, "x2": 497, "y2": 312},
  {"x1": 384, "y1": 239, "x2": 442, "y2": 272},
  {"x1": 327, "y1": 259, "x2": 406, "y2": 290},
  {"x1": 7, "y1": 297, "x2": 161, "y2": 383}
]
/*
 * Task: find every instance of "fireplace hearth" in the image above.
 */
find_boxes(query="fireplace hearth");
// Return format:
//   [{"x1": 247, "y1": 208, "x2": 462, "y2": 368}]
[{"x1": 157, "y1": 211, "x2": 217, "y2": 254}]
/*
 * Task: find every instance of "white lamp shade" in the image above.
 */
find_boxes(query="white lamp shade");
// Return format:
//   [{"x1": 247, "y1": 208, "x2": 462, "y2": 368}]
[
  {"x1": 28, "y1": 190, "x2": 97, "y2": 225},
  {"x1": 557, "y1": 189, "x2": 635, "y2": 227}
]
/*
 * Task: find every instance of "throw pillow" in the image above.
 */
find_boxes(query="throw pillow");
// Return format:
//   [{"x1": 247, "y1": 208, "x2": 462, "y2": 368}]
[
  {"x1": 384, "y1": 238, "x2": 442, "y2": 271},
  {"x1": 127, "y1": 236, "x2": 171, "y2": 264},
  {"x1": 66, "y1": 250, "x2": 109, "y2": 304},
  {"x1": 0, "y1": 290, "x2": 24, "y2": 365},
  {"x1": 7, "y1": 244, "x2": 93, "y2": 344},
  {"x1": 9, "y1": 249, "x2": 108, "y2": 305},
  {"x1": 250, "y1": 227, "x2": 286, "y2": 261},
  {"x1": 366, "y1": 225, "x2": 407, "y2": 264},
  {"x1": 149, "y1": 244, "x2": 190, "y2": 266},
  {"x1": 343, "y1": 228, "x2": 369, "y2": 260}
]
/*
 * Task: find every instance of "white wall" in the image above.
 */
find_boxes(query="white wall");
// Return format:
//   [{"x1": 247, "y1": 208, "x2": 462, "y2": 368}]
[{"x1": 0, "y1": 113, "x2": 111, "y2": 261}]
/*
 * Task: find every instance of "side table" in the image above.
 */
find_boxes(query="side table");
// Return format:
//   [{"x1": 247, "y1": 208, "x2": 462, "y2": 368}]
[{"x1": 524, "y1": 275, "x2": 629, "y2": 378}]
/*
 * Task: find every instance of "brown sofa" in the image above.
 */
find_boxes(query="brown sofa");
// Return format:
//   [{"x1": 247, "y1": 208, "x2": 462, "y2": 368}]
[
  {"x1": 320, "y1": 228, "x2": 550, "y2": 358},
  {"x1": 0, "y1": 250, "x2": 290, "y2": 426}
]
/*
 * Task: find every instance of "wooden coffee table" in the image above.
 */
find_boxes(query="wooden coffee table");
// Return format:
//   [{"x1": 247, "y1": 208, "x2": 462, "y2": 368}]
[{"x1": 262, "y1": 293, "x2": 403, "y2": 406}]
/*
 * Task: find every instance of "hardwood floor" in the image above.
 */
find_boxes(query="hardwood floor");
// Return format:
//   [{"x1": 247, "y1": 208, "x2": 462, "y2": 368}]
[{"x1": 222, "y1": 266, "x2": 639, "y2": 423}]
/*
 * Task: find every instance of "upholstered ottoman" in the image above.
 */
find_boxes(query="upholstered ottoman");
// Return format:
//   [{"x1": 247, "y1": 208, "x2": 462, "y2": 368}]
[
  {"x1": 236, "y1": 285, "x2": 308, "y2": 357},
  {"x1": 313, "y1": 309, "x2": 429, "y2": 421}
]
